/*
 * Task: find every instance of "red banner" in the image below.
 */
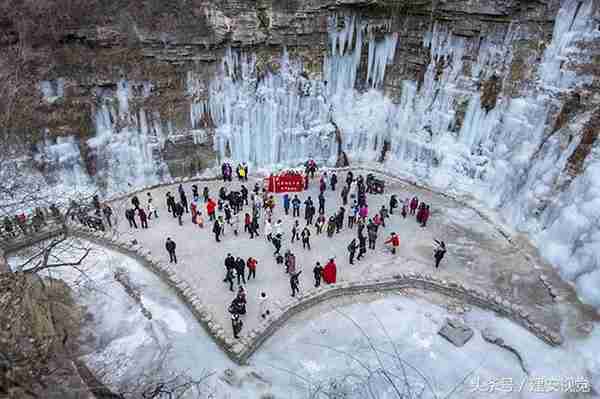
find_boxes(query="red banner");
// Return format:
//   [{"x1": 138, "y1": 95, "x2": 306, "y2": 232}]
[{"x1": 265, "y1": 174, "x2": 304, "y2": 193}]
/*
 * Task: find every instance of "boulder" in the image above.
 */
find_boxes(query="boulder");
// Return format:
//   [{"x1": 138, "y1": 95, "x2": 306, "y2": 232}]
[{"x1": 438, "y1": 318, "x2": 474, "y2": 347}]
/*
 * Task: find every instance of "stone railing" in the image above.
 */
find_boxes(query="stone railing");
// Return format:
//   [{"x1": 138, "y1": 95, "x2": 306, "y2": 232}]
[
  {"x1": 0, "y1": 215, "x2": 66, "y2": 253},
  {"x1": 68, "y1": 223, "x2": 563, "y2": 366}
]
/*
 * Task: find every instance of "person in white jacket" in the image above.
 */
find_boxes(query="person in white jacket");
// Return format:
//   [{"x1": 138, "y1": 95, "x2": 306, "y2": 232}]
[
  {"x1": 274, "y1": 219, "x2": 283, "y2": 236},
  {"x1": 264, "y1": 218, "x2": 273, "y2": 241}
]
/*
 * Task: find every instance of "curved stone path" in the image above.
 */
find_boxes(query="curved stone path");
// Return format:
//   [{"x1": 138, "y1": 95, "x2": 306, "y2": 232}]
[{"x1": 60, "y1": 167, "x2": 598, "y2": 364}]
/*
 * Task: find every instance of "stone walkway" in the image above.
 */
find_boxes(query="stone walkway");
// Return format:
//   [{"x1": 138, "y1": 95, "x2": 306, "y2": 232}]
[{"x1": 101, "y1": 169, "x2": 595, "y2": 350}]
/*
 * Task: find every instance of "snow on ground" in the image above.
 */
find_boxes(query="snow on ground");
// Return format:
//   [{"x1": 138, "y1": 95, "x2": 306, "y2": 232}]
[
  {"x1": 7, "y1": 239, "x2": 599, "y2": 397},
  {"x1": 253, "y1": 291, "x2": 598, "y2": 398}
]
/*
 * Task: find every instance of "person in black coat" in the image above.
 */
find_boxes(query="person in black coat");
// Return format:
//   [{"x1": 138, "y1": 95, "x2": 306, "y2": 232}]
[
  {"x1": 357, "y1": 234, "x2": 367, "y2": 261},
  {"x1": 318, "y1": 192, "x2": 326, "y2": 215},
  {"x1": 125, "y1": 208, "x2": 137, "y2": 228},
  {"x1": 348, "y1": 238, "x2": 358, "y2": 265},
  {"x1": 290, "y1": 270, "x2": 302, "y2": 297},
  {"x1": 166, "y1": 192, "x2": 176, "y2": 216},
  {"x1": 165, "y1": 237, "x2": 177, "y2": 263},
  {"x1": 174, "y1": 202, "x2": 184, "y2": 226},
  {"x1": 330, "y1": 172, "x2": 338, "y2": 191},
  {"x1": 213, "y1": 219, "x2": 222, "y2": 242},
  {"x1": 336, "y1": 207, "x2": 345, "y2": 234},
  {"x1": 179, "y1": 189, "x2": 189, "y2": 213},
  {"x1": 434, "y1": 240, "x2": 447, "y2": 268},
  {"x1": 223, "y1": 254, "x2": 235, "y2": 290},
  {"x1": 235, "y1": 257, "x2": 246, "y2": 285},
  {"x1": 231, "y1": 313, "x2": 243, "y2": 339},
  {"x1": 389, "y1": 194, "x2": 398, "y2": 215},
  {"x1": 131, "y1": 195, "x2": 140, "y2": 210},
  {"x1": 272, "y1": 233, "x2": 282, "y2": 255},
  {"x1": 102, "y1": 205, "x2": 113, "y2": 227},
  {"x1": 313, "y1": 262, "x2": 323, "y2": 287}
]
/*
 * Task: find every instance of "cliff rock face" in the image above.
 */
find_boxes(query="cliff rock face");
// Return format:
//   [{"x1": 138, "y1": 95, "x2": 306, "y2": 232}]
[{"x1": 1, "y1": 1, "x2": 600, "y2": 306}]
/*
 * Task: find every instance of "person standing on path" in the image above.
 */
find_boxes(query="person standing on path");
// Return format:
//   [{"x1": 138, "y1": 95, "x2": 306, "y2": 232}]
[
  {"x1": 213, "y1": 218, "x2": 222, "y2": 242},
  {"x1": 384, "y1": 232, "x2": 400, "y2": 254},
  {"x1": 131, "y1": 195, "x2": 140, "y2": 210},
  {"x1": 125, "y1": 209, "x2": 137, "y2": 229},
  {"x1": 357, "y1": 234, "x2": 367, "y2": 261},
  {"x1": 165, "y1": 238, "x2": 177, "y2": 264},
  {"x1": 291, "y1": 220, "x2": 300, "y2": 243},
  {"x1": 235, "y1": 257, "x2": 246, "y2": 285},
  {"x1": 274, "y1": 219, "x2": 283, "y2": 237},
  {"x1": 301, "y1": 226, "x2": 311, "y2": 250},
  {"x1": 174, "y1": 202, "x2": 184, "y2": 226},
  {"x1": 421, "y1": 205, "x2": 430, "y2": 227},
  {"x1": 379, "y1": 205, "x2": 388, "y2": 228},
  {"x1": 272, "y1": 233, "x2": 282, "y2": 255},
  {"x1": 322, "y1": 258, "x2": 337, "y2": 284},
  {"x1": 247, "y1": 257, "x2": 257, "y2": 280},
  {"x1": 330, "y1": 172, "x2": 338, "y2": 191},
  {"x1": 389, "y1": 194, "x2": 398, "y2": 215},
  {"x1": 103, "y1": 205, "x2": 113, "y2": 227},
  {"x1": 290, "y1": 270, "x2": 302, "y2": 297},
  {"x1": 179, "y1": 185, "x2": 189, "y2": 213},
  {"x1": 231, "y1": 211, "x2": 240, "y2": 236},
  {"x1": 313, "y1": 262, "x2": 323, "y2": 287},
  {"x1": 283, "y1": 194, "x2": 290, "y2": 215},
  {"x1": 166, "y1": 192, "x2": 176, "y2": 215},
  {"x1": 315, "y1": 213, "x2": 325, "y2": 235},
  {"x1": 292, "y1": 195, "x2": 301, "y2": 217},
  {"x1": 410, "y1": 197, "x2": 419, "y2": 215},
  {"x1": 341, "y1": 184, "x2": 349, "y2": 206},
  {"x1": 224, "y1": 254, "x2": 235, "y2": 291},
  {"x1": 231, "y1": 314, "x2": 243, "y2": 339},
  {"x1": 250, "y1": 215, "x2": 260, "y2": 239},
  {"x1": 318, "y1": 192, "x2": 326, "y2": 215},
  {"x1": 264, "y1": 218, "x2": 273, "y2": 241},
  {"x1": 348, "y1": 238, "x2": 358, "y2": 265},
  {"x1": 206, "y1": 198, "x2": 216, "y2": 221},
  {"x1": 434, "y1": 240, "x2": 446, "y2": 268},
  {"x1": 348, "y1": 202, "x2": 358, "y2": 229},
  {"x1": 336, "y1": 206, "x2": 345, "y2": 234},
  {"x1": 367, "y1": 219, "x2": 378, "y2": 250},
  {"x1": 203, "y1": 187, "x2": 210, "y2": 203},
  {"x1": 138, "y1": 207, "x2": 148, "y2": 229}
]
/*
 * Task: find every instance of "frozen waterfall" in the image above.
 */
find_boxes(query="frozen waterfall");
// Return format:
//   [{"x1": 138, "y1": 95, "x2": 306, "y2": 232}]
[
  {"x1": 87, "y1": 80, "x2": 171, "y2": 193},
  {"x1": 198, "y1": 0, "x2": 600, "y2": 309}
]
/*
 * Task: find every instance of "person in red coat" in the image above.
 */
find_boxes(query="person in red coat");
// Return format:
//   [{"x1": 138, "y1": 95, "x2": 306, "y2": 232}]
[
  {"x1": 206, "y1": 198, "x2": 216, "y2": 221},
  {"x1": 323, "y1": 258, "x2": 337, "y2": 284},
  {"x1": 384, "y1": 232, "x2": 400, "y2": 254},
  {"x1": 410, "y1": 197, "x2": 419, "y2": 215},
  {"x1": 190, "y1": 201, "x2": 197, "y2": 224},
  {"x1": 421, "y1": 205, "x2": 430, "y2": 227}
]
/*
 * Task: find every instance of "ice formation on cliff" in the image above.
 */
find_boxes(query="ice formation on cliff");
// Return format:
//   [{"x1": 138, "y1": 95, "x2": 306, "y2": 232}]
[
  {"x1": 88, "y1": 80, "x2": 170, "y2": 193},
  {"x1": 201, "y1": 0, "x2": 600, "y2": 307}
]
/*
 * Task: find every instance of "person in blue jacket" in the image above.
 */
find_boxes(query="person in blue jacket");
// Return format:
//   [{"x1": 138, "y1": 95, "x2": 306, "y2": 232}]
[{"x1": 283, "y1": 193, "x2": 290, "y2": 215}]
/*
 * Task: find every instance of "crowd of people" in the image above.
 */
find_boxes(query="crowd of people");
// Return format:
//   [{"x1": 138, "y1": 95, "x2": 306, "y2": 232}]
[
  {"x1": 115, "y1": 162, "x2": 447, "y2": 339},
  {"x1": 1, "y1": 205, "x2": 63, "y2": 238}
]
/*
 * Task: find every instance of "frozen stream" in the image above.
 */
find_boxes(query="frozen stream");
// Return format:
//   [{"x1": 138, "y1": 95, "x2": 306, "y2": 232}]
[{"x1": 9, "y1": 239, "x2": 599, "y2": 398}]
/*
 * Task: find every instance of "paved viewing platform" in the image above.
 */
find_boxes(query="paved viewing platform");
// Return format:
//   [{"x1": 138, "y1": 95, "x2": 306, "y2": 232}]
[{"x1": 63, "y1": 168, "x2": 598, "y2": 363}]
